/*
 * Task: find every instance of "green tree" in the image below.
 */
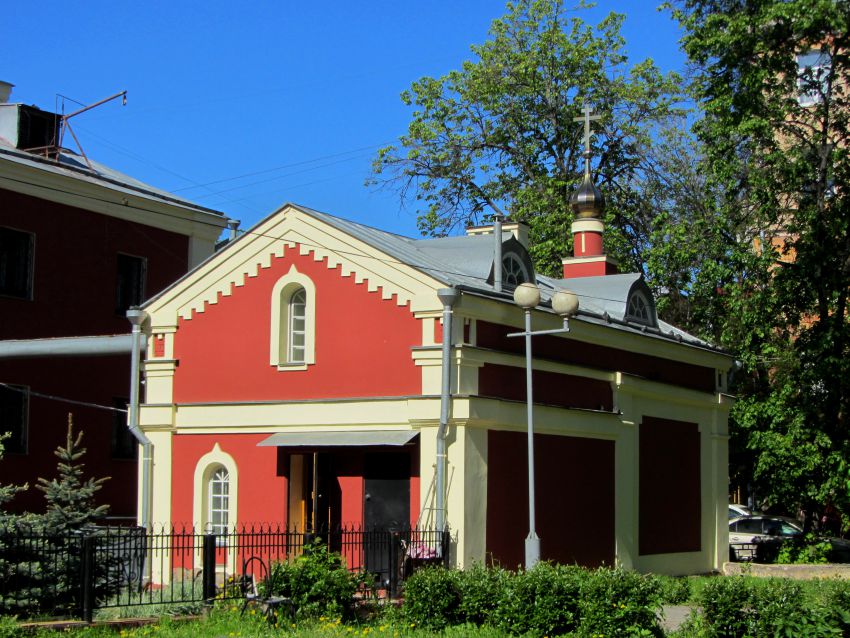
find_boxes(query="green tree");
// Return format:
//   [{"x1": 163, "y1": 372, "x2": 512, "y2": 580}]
[
  {"x1": 670, "y1": 0, "x2": 850, "y2": 525},
  {"x1": 36, "y1": 414, "x2": 110, "y2": 532},
  {"x1": 370, "y1": 0, "x2": 686, "y2": 277}
]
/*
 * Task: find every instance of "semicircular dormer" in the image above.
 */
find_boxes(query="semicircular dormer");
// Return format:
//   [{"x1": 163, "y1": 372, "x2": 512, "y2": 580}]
[
  {"x1": 487, "y1": 236, "x2": 535, "y2": 291},
  {"x1": 625, "y1": 279, "x2": 658, "y2": 328}
]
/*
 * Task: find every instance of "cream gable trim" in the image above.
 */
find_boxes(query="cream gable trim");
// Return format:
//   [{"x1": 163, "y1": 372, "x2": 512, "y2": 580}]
[
  {"x1": 143, "y1": 204, "x2": 444, "y2": 324},
  {"x1": 192, "y1": 443, "x2": 238, "y2": 531},
  {"x1": 269, "y1": 265, "x2": 316, "y2": 367}
]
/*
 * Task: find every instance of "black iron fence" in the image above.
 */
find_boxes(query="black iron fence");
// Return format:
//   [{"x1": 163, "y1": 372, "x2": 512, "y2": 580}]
[{"x1": 0, "y1": 523, "x2": 449, "y2": 621}]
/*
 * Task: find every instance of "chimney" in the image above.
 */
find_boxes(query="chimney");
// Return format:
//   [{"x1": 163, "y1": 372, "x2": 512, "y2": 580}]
[
  {"x1": 0, "y1": 103, "x2": 61, "y2": 153},
  {"x1": 0, "y1": 81, "x2": 13, "y2": 104}
]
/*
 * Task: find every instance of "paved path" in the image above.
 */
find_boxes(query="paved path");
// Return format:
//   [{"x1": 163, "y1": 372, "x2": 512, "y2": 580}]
[{"x1": 659, "y1": 605, "x2": 696, "y2": 634}]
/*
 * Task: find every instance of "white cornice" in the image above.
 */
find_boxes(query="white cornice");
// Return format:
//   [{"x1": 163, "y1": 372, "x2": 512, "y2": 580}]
[{"x1": 0, "y1": 157, "x2": 226, "y2": 241}]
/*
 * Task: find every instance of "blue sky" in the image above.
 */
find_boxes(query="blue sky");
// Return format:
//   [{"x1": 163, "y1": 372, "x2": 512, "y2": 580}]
[{"x1": 4, "y1": 1, "x2": 686, "y2": 238}]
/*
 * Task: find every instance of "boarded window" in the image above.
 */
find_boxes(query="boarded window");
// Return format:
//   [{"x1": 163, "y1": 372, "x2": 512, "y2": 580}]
[
  {"x1": 115, "y1": 254, "x2": 146, "y2": 314},
  {"x1": 639, "y1": 416, "x2": 701, "y2": 555}
]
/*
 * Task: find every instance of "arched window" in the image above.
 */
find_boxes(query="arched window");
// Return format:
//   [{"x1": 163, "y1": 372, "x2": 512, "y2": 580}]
[
  {"x1": 269, "y1": 266, "x2": 316, "y2": 369},
  {"x1": 626, "y1": 289, "x2": 657, "y2": 327},
  {"x1": 193, "y1": 444, "x2": 238, "y2": 534},
  {"x1": 502, "y1": 253, "x2": 529, "y2": 288},
  {"x1": 207, "y1": 466, "x2": 230, "y2": 537},
  {"x1": 288, "y1": 288, "x2": 307, "y2": 363}
]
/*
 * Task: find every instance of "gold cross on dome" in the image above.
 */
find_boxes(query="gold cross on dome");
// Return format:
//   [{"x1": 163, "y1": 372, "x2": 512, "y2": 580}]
[
  {"x1": 573, "y1": 102, "x2": 602, "y2": 175},
  {"x1": 573, "y1": 102, "x2": 602, "y2": 156}
]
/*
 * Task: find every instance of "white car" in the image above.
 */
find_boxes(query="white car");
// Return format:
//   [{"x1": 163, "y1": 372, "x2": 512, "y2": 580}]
[
  {"x1": 728, "y1": 515, "x2": 802, "y2": 561},
  {"x1": 728, "y1": 504, "x2": 752, "y2": 519}
]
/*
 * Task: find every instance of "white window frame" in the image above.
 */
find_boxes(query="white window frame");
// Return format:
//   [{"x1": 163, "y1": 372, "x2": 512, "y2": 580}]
[
  {"x1": 193, "y1": 443, "x2": 238, "y2": 535},
  {"x1": 269, "y1": 265, "x2": 316, "y2": 369},
  {"x1": 797, "y1": 50, "x2": 831, "y2": 107},
  {"x1": 502, "y1": 252, "x2": 529, "y2": 288},
  {"x1": 207, "y1": 466, "x2": 230, "y2": 538}
]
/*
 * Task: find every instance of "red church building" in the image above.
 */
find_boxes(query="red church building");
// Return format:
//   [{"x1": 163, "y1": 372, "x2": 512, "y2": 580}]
[{"x1": 136, "y1": 186, "x2": 732, "y2": 574}]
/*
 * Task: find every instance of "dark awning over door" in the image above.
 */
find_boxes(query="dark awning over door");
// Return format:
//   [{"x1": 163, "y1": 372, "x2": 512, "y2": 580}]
[{"x1": 257, "y1": 431, "x2": 418, "y2": 447}]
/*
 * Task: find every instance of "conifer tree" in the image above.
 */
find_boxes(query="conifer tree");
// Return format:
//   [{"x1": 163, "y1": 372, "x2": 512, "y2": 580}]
[{"x1": 36, "y1": 414, "x2": 110, "y2": 532}]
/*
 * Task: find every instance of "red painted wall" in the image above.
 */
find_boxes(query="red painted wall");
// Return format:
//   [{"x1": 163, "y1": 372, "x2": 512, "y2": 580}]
[
  {"x1": 173, "y1": 248, "x2": 421, "y2": 402},
  {"x1": 478, "y1": 363, "x2": 613, "y2": 411},
  {"x1": 562, "y1": 258, "x2": 618, "y2": 278},
  {"x1": 171, "y1": 433, "x2": 288, "y2": 526},
  {"x1": 638, "y1": 416, "x2": 701, "y2": 555},
  {"x1": 0, "y1": 188, "x2": 191, "y2": 516},
  {"x1": 487, "y1": 430, "x2": 615, "y2": 568},
  {"x1": 477, "y1": 321, "x2": 717, "y2": 394}
]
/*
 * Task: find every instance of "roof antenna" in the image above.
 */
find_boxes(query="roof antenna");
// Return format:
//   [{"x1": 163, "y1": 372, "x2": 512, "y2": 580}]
[{"x1": 57, "y1": 90, "x2": 127, "y2": 170}]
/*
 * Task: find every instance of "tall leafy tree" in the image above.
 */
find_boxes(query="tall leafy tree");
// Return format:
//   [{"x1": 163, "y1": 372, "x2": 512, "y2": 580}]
[
  {"x1": 671, "y1": 0, "x2": 850, "y2": 525},
  {"x1": 370, "y1": 0, "x2": 686, "y2": 277}
]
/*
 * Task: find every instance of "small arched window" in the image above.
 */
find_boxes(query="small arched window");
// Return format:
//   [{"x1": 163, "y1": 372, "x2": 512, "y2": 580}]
[
  {"x1": 626, "y1": 289, "x2": 657, "y2": 327},
  {"x1": 288, "y1": 288, "x2": 307, "y2": 363},
  {"x1": 269, "y1": 266, "x2": 316, "y2": 369},
  {"x1": 207, "y1": 465, "x2": 230, "y2": 538},
  {"x1": 502, "y1": 253, "x2": 529, "y2": 288}
]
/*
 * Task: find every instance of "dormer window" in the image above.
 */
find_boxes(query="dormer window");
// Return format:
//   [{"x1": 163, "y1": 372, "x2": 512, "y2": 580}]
[
  {"x1": 626, "y1": 289, "x2": 657, "y2": 327},
  {"x1": 502, "y1": 253, "x2": 529, "y2": 287}
]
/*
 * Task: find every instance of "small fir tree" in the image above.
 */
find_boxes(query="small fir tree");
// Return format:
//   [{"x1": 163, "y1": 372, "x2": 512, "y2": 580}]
[{"x1": 36, "y1": 414, "x2": 110, "y2": 532}]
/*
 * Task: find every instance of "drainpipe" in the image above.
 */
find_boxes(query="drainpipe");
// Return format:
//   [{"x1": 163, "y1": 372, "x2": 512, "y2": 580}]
[
  {"x1": 435, "y1": 288, "x2": 458, "y2": 533},
  {"x1": 493, "y1": 214, "x2": 503, "y2": 293},
  {"x1": 126, "y1": 308, "x2": 153, "y2": 531}
]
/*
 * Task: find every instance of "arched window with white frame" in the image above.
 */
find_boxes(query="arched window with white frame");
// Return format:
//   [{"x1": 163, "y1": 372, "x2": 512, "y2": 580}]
[
  {"x1": 193, "y1": 444, "x2": 238, "y2": 536},
  {"x1": 269, "y1": 266, "x2": 316, "y2": 369},
  {"x1": 207, "y1": 465, "x2": 230, "y2": 537}
]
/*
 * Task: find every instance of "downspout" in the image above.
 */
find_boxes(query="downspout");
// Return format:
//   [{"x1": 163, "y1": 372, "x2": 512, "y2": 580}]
[
  {"x1": 493, "y1": 214, "x2": 503, "y2": 293},
  {"x1": 435, "y1": 288, "x2": 458, "y2": 533},
  {"x1": 126, "y1": 308, "x2": 153, "y2": 531}
]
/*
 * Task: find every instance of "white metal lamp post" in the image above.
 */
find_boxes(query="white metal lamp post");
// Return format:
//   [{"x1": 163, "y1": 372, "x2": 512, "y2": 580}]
[{"x1": 507, "y1": 283, "x2": 579, "y2": 568}]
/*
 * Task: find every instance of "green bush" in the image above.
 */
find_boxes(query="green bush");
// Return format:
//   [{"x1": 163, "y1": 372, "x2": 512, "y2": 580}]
[
  {"x1": 776, "y1": 534, "x2": 832, "y2": 564},
  {"x1": 697, "y1": 577, "x2": 753, "y2": 638},
  {"x1": 577, "y1": 567, "x2": 663, "y2": 637},
  {"x1": 697, "y1": 577, "x2": 849, "y2": 638},
  {"x1": 266, "y1": 541, "x2": 359, "y2": 620},
  {"x1": 455, "y1": 562, "x2": 508, "y2": 626},
  {"x1": 491, "y1": 562, "x2": 583, "y2": 637},
  {"x1": 402, "y1": 565, "x2": 461, "y2": 630}
]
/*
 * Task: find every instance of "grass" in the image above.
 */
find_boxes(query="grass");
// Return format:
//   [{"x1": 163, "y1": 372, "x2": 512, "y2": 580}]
[{"x1": 15, "y1": 605, "x2": 515, "y2": 637}]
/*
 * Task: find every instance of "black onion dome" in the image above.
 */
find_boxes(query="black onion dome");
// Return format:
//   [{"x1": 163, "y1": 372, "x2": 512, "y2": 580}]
[{"x1": 570, "y1": 171, "x2": 605, "y2": 219}]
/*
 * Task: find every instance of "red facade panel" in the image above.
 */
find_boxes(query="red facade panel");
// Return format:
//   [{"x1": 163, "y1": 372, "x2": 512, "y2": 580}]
[
  {"x1": 478, "y1": 363, "x2": 613, "y2": 411},
  {"x1": 0, "y1": 188, "x2": 191, "y2": 516},
  {"x1": 173, "y1": 249, "x2": 421, "y2": 403},
  {"x1": 486, "y1": 430, "x2": 615, "y2": 568},
  {"x1": 638, "y1": 416, "x2": 701, "y2": 555}
]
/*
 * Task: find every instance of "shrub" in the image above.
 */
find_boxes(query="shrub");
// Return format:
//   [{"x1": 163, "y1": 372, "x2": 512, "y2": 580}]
[
  {"x1": 577, "y1": 567, "x2": 663, "y2": 638},
  {"x1": 698, "y1": 577, "x2": 754, "y2": 638},
  {"x1": 776, "y1": 534, "x2": 832, "y2": 564},
  {"x1": 491, "y1": 562, "x2": 583, "y2": 637},
  {"x1": 401, "y1": 565, "x2": 461, "y2": 630},
  {"x1": 455, "y1": 562, "x2": 508, "y2": 626},
  {"x1": 266, "y1": 541, "x2": 359, "y2": 619}
]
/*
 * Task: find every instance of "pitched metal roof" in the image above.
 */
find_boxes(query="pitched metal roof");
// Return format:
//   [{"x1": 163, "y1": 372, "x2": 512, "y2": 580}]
[
  {"x1": 0, "y1": 138, "x2": 225, "y2": 218},
  {"x1": 295, "y1": 204, "x2": 719, "y2": 352}
]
